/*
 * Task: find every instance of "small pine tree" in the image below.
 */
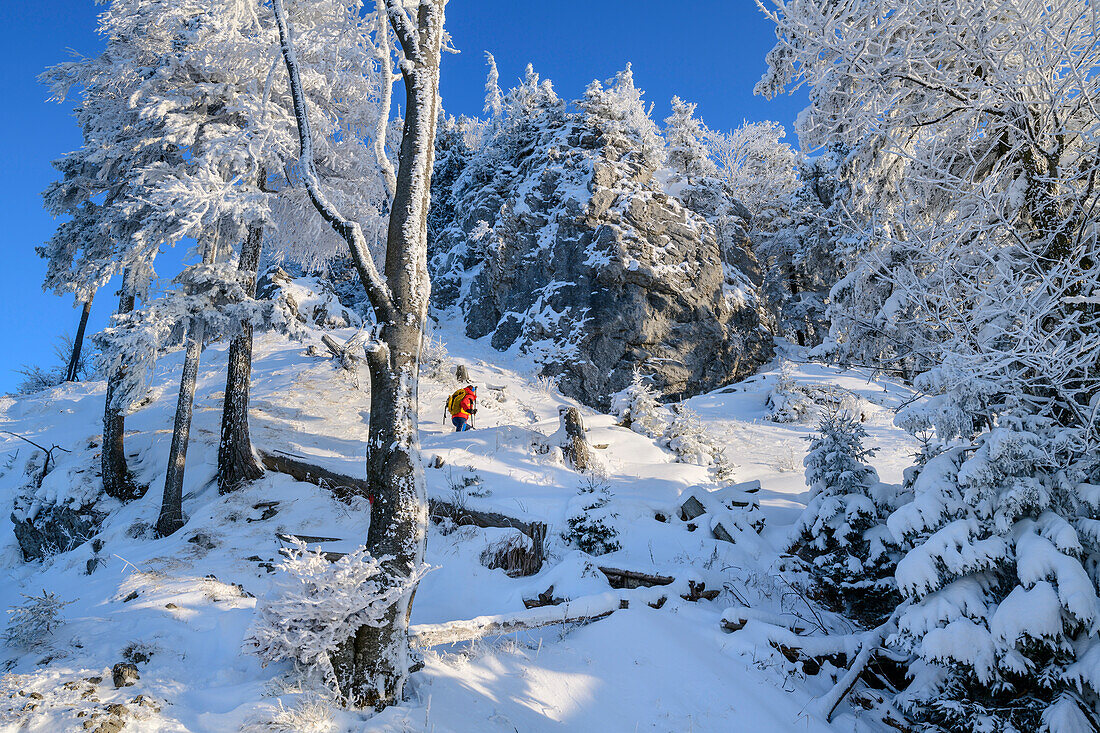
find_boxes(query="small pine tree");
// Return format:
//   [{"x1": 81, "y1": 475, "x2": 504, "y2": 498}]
[
  {"x1": 4, "y1": 590, "x2": 73, "y2": 650},
  {"x1": 563, "y1": 477, "x2": 621, "y2": 556},
  {"x1": 664, "y1": 96, "x2": 717, "y2": 183},
  {"x1": 790, "y1": 410, "x2": 901, "y2": 627},
  {"x1": 662, "y1": 404, "x2": 721, "y2": 467},
  {"x1": 610, "y1": 368, "x2": 666, "y2": 437}
]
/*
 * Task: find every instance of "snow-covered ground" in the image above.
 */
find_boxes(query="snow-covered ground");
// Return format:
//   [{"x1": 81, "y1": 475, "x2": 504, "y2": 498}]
[{"x1": 0, "y1": 320, "x2": 918, "y2": 732}]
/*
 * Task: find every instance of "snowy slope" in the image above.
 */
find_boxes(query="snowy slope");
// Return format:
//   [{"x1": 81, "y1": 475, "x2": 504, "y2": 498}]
[{"x1": 0, "y1": 321, "x2": 917, "y2": 732}]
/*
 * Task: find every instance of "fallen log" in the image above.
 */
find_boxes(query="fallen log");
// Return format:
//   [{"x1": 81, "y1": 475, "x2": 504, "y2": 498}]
[
  {"x1": 598, "y1": 566, "x2": 675, "y2": 589},
  {"x1": 259, "y1": 450, "x2": 367, "y2": 501},
  {"x1": 410, "y1": 585, "x2": 671, "y2": 647},
  {"x1": 261, "y1": 449, "x2": 547, "y2": 568}
]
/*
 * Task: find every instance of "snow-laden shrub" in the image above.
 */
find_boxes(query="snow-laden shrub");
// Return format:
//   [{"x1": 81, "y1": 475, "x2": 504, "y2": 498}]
[
  {"x1": 765, "y1": 362, "x2": 870, "y2": 425},
  {"x1": 4, "y1": 590, "x2": 73, "y2": 650},
  {"x1": 420, "y1": 334, "x2": 451, "y2": 380},
  {"x1": 610, "y1": 368, "x2": 666, "y2": 437},
  {"x1": 890, "y1": 413, "x2": 1100, "y2": 732},
  {"x1": 16, "y1": 335, "x2": 89, "y2": 394},
  {"x1": 789, "y1": 411, "x2": 900, "y2": 628},
  {"x1": 246, "y1": 540, "x2": 426, "y2": 683},
  {"x1": 563, "y1": 476, "x2": 621, "y2": 556}
]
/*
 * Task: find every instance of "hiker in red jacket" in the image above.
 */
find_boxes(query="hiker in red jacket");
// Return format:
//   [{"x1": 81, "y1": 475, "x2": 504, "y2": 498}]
[{"x1": 448, "y1": 385, "x2": 477, "y2": 432}]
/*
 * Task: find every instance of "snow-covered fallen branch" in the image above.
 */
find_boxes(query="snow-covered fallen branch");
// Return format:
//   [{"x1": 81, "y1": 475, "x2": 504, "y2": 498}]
[
  {"x1": 811, "y1": 615, "x2": 897, "y2": 722},
  {"x1": 410, "y1": 585, "x2": 674, "y2": 647}
]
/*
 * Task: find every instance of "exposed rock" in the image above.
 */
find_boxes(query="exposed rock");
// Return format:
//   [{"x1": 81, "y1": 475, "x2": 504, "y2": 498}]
[
  {"x1": 111, "y1": 663, "x2": 139, "y2": 688},
  {"x1": 428, "y1": 71, "x2": 771, "y2": 409},
  {"x1": 11, "y1": 503, "x2": 104, "y2": 562}
]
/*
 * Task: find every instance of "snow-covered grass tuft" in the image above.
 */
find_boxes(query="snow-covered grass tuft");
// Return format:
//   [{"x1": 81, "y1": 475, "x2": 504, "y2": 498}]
[
  {"x1": 3, "y1": 590, "x2": 73, "y2": 650},
  {"x1": 241, "y1": 693, "x2": 336, "y2": 733}
]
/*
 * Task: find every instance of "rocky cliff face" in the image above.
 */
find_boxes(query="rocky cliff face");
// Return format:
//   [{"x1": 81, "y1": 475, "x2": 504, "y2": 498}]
[{"x1": 428, "y1": 69, "x2": 772, "y2": 409}]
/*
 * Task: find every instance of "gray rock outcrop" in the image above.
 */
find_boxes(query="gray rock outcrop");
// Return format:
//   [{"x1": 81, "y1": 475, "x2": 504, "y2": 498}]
[{"x1": 428, "y1": 72, "x2": 772, "y2": 408}]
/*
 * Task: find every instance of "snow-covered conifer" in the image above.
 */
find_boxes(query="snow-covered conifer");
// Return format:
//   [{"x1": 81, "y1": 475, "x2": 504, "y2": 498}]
[
  {"x1": 579, "y1": 64, "x2": 664, "y2": 171},
  {"x1": 483, "y1": 52, "x2": 503, "y2": 121},
  {"x1": 563, "y1": 477, "x2": 621, "y2": 556},
  {"x1": 790, "y1": 410, "x2": 900, "y2": 627},
  {"x1": 886, "y1": 411, "x2": 1100, "y2": 731},
  {"x1": 662, "y1": 405, "x2": 716, "y2": 466},
  {"x1": 664, "y1": 96, "x2": 716, "y2": 183},
  {"x1": 611, "y1": 368, "x2": 666, "y2": 437}
]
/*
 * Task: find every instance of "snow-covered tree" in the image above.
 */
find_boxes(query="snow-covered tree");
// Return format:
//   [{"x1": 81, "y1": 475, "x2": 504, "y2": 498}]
[
  {"x1": 759, "y1": 1, "x2": 1100, "y2": 726},
  {"x1": 705, "y1": 120, "x2": 798, "y2": 226},
  {"x1": 579, "y1": 64, "x2": 664, "y2": 172},
  {"x1": 887, "y1": 413, "x2": 1100, "y2": 732},
  {"x1": 563, "y1": 477, "x2": 621, "y2": 556},
  {"x1": 611, "y1": 368, "x2": 666, "y2": 437},
  {"x1": 247, "y1": 539, "x2": 425, "y2": 686},
  {"x1": 483, "y1": 52, "x2": 503, "y2": 121},
  {"x1": 758, "y1": 142, "x2": 855, "y2": 347},
  {"x1": 273, "y1": 0, "x2": 446, "y2": 708},
  {"x1": 40, "y1": 2, "x2": 184, "y2": 502},
  {"x1": 662, "y1": 404, "x2": 718, "y2": 467},
  {"x1": 664, "y1": 96, "x2": 716, "y2": 183},
  {"x1": 790, "y1": 411, "x2": 900, "y2": 628}
]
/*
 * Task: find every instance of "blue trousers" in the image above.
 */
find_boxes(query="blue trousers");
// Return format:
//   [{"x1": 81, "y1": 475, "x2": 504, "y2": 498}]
[{"x1": 452, "y1": 416, "x2": 470, "y2": 432}]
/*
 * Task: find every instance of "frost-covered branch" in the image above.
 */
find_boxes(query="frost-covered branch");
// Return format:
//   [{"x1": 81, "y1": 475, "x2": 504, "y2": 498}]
[{"x1": 272, "y1": 0, "x2": 395, "y2": 324}]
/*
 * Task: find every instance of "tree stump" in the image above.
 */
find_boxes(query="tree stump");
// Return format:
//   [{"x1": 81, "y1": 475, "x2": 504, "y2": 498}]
[
  {"x1": 455, "y1": 364, "x2": 470, "y2": 383},
  {"x1": 560, "y1": 406, "x2": 590, "y2": 471}
]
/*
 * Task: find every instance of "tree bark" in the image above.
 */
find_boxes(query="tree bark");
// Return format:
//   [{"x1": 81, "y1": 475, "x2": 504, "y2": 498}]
[
  {"x1": 272, "y1": 0, "x2": 444, "y2": 709},
  {"x1": 217, "y1": 223, "x2": 265, "y2": 494},
  {"x1": 66, "y1": 296, "x2": 93, "y2": 382},
  {"x1": 156, "y1": 234, "x2": 219, "y2": 537},
  {"x1": 102, "y1": 272, "x2": 140, "y2": 502}
]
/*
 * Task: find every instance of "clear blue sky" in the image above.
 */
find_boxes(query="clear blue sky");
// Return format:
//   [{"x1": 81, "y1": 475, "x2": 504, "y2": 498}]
[{"x1": 0, "y1": 1, "x2": 806, "y2": 394}]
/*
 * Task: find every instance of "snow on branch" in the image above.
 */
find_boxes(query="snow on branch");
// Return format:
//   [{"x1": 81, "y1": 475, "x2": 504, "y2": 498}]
[{"x1": 272, "y1": 0, "x2": 395, "y2": 324}]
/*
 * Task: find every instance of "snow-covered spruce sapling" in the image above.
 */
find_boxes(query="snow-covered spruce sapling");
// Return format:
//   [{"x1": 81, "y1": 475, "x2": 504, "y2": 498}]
[
  {"x1": 611, "y1": 368, "x2": 666, "y2": 437},
  {"x1": 661, "y1": 405, "x2": 714, "y2": 466},
  {"x1": 789, "y1": 410, "x2": 900, "y2": 628},
  {"x1": 4, "y1": 591, "x2": 74, "y2": 650},
  {"x1": 563, "y1": 475, "x2": 621, "y2": 556}
]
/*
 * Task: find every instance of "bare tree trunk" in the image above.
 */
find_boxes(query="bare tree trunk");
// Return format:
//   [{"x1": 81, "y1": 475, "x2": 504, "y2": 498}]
[
  {"x1": 217, "y1": 223, "x2": 265, "y2": 494},
  {"x1": 155, "y1": 317, "x2": 205, "y2": 537},
  {"x1": 102, "y1": 272, "x2": 140, "y2": 501},
  {"x1": 66, "y1": 296, "x2": 94, "y2": 382},
  {"x1": 273, "y1": 0, "x2": 444, "y2": 709},
  {"x1": 156, "y1": 235, "x2": 219, "y2": 537}
]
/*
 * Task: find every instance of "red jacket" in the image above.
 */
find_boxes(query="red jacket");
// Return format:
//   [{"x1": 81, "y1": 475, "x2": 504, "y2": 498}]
[{"x1": 453, "y1": 388, "x2": 477, "y2": 418}]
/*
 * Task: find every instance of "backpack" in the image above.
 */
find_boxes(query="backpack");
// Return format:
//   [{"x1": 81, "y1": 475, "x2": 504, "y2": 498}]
[{"x1": 445, "y1": 388, "x2": 468, "y2": 418}]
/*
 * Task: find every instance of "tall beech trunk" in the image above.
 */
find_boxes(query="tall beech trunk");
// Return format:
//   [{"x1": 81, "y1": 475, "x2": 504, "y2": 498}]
[
  {"x1": 66, "y1": 296, "x2": 93, "y2": 382},
  {"x1": 217, "y1": 223, "x2": 265, "y2": 493},
  {"x1": 156, "y1": 236, "x2": 219, "y2": 537},
  {"x1": 102, "y1": 272, "x2": 140, "y2": 501},
  {"x1": 274, "y1": 0, "x2": 444, "y2": 708}
]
